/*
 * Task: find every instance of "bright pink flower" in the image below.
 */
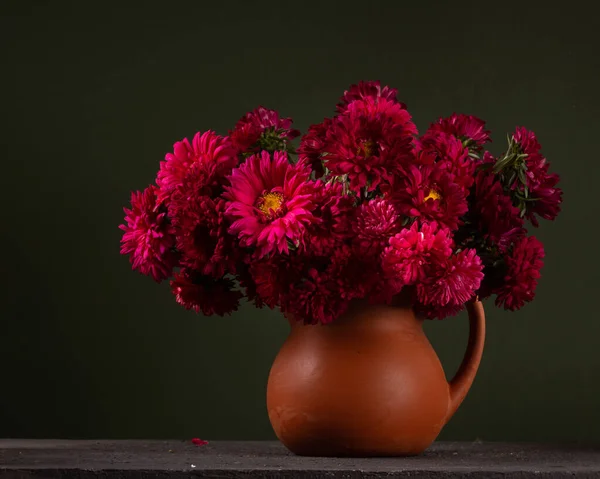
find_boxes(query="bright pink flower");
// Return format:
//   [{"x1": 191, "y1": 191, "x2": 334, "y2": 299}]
[
  {"x1": 169, "y1": 189, "x2": 237, "y2": 278},
  {"x1": 336, "y1": 80, "x2": 401, "y2": 112},
  {"x1": 475, "y1": 169, "x2": 524, "y2": 243},
  {"x1": 191, "y1": 438, "x2": 208, "y2": 446},
  {"x1": 229, "y1": 106, "x2": 300, "y2": 153},
  {"x1": 352, "y1": 198, "x2": 402, "y2": 257},
  {"x1": 156, "y1": 131, "x2": 238, "y2": 201},
  {"x1": 170, "y1": 269, "x2": 242, "y2": 316},
  {"x1": 120, "y1": 185, "x2": 178, "y2": 282},
  {"x1": 390, "y1": 164, "x2": 468, "y2": 231},
  {"x1": 512, "y1": 127, "x2": 563, "y2": 226},
  {"x1": 225, "y1": 151, "x2": 316, "y2": 257},
  {"x1": 303, "y1": 180, "x2": 355, "y2": 256},
  {"x1": 427, "y1": 113, "x2": 491, "y2": 149},
  {"x1": 382, "y1": 221, "x2": 453, "y2": 286},
  {"x1": 297, "y1": 118, "x2": 331, "y2": 177},
  {"x1": 495, "y1": 235, "x2": 545, "y2": 311},
  {"x1": 323, "y1": 97, "x2": 417, "y2": 193},
  {"x1": 417, "y1": 249, "x2": 484, "y2": 307}
]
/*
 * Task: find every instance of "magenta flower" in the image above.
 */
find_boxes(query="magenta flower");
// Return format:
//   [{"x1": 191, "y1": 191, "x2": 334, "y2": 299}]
[
  {"x1": 352, "y1": 198, "x2": 402, "y2": 257},
  {"x1": 382, "y1": 221, "x2": 453, "y2": 286},
  {"x1": 427, "y1": 113, "x2": 491, "y2": 149},
  {"x1": 119, "y1": 185, "x2": 178, "y2": 282},
  {"x1": 225, "y1": 151, "x2": 316, "y2": 257},
  {"x1": 156, "y1": 131, "x2": 238, "y2": 201},
  {"x1": 417, "y1": 249, "x2": 484, "y2": 307},
  {"x1": 230, "y1": 106, "x2": 300, "y2": 153}
]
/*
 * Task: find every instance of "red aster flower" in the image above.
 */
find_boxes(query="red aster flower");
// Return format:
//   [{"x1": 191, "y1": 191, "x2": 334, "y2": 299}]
[
  {"x1": 336, "y1": 80, "x2": 401, "y2": 113},
  {"x1": 382, "y1": 221, "x2": 453, "y2": 286},
  {"x1": 170, "y1": 269, "x2": 242, "y2": 316},
  {"x1": 248, "y1": 254, "x2": 303, "y2": 309},
  {"x1": 475, "y1": 169, "x2": 524, "y2": 243},
  {"x1": 229, "y1": 106, "x2": 300, "y2": 154},
  {"x1": 390, "y1": 163, "x2": 468, "y2": 230},
  {"x1": 297, "y1": 118, "x2": 331, "y2": 178},
  {"x1": 120, "y1": 185, "x2": 178, "y2": 282},
  {"x1": 352, "y1": 198, "x2": 402, "y2": 257},
  {"x1": 323, "y1": 98, "x2": 416, "y2": 193},
  {"x1": 427, "y1": 113, "x2": 491, "y2": 149},
  {"x1": 169, "y1": 187, "x2": 237, "y2": 278},
  {"x1": 417, "y1": 131, "x2": 475, "y2": 192},
  {"x1": 417, "y1": 249, "x2": 484, "y2": 307},
  {"x1": 191, "y1": 438, "x2": 208, "y2": 446},
  {"x1": 225, "y1": 150, "x2": 316, "y2": 257},
  {"x1": 283, "y1": 247, "x2": 360, "y2": 325},
  {"x1": 303, "y1": 180, "x2": 355, "y2": 256},
  {"x1": 495, "y1": 235, "x2": 545, "y2": 311},
  {"x1": 156, "y1": 131, "x2": 238, "y2": 201},
  {"x1": 512, "y1": 127, "x2": 563, "y2": 226}
]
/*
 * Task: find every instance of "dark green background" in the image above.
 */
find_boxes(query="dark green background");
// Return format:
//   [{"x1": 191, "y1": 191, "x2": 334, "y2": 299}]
[{"x1": 1, "y1": 1, "x2": 598, "y2": 443}]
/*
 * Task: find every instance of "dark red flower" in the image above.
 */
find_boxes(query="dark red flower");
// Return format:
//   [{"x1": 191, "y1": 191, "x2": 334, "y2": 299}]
[
  {"x1": 336, "y1": 80, "x2": 401, "y2": 113},
  {"x1": 302, "y1": 180, "x2": 355, "y2": 256},
  {"x1": 474, "y1": 169, "x2": 524, "y2": 243},
  {"x1": 390, "y1": 163, "x2": 468, "y2": 230},
  {"x1": 512, "y1": 127, "x2": 563, "y2": 226},
  {"x1": 323, "y1": 96, "x2": 417, "y2": 193},
  {"x1": 169, "y1": 188, "x2": 237, "y2": 277},
  {"x1": 191, "y1": 438, "x2": 208, "y2": 446},
  {"x1": 229, "y1": 106, "x2": 300, "y2": 153},
  {"x1": 427, "y1": 113, "x2": 491, "y2": 149},
  {"x1": 298, "y1": 118, "x2": 331, "y2": 178},
  {"x1": 170, "y1": 269, "x2": 242, "y2": 316},
  {"x1": 494, "y1": 235, "x2": 545, "y2": 311},
  {"x1": 352, "y1": 198, "x2": 402, "y2": 257},
  {"x1": 417, "y1": 131, "x2": 475, "y2": 192},
  {"x1": 120, "y1": 185, "x2": 178, "y2": 282}
]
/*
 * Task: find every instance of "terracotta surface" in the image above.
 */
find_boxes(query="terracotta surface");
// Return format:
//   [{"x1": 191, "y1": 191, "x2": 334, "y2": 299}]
[{"x1": 267, "y1": 295, "x2": 486, "y2": 457}]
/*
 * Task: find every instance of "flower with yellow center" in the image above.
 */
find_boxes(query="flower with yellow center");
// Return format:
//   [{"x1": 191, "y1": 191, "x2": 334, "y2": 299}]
[
  {"x1": 257, "y1": 191, "x2": 284, "y2": 218},
  {"x1": 358, "y1": 139, "x2": 376, "y2": 158},
  {"x1": 423, "y1": 188, "x2": 442, "y2": 202}
]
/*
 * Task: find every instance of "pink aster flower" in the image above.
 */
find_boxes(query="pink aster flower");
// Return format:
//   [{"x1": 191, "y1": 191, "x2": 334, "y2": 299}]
[
  {"x1": 156, "y1": 131, "x2": 238, "y2": 201},
  {"x1": 302, "y1": 180, "x2": 355, "y2": 256},
  {"x1": 120, "y1": 185, "x2": 178, "y2": 282},
  {"x1": 390, "y1": 163, "x2": 468, "y2": 231},
  {"x1": 229, "y1": 106, "x2": 300, "y2": 153},
  {"x1": 417, "y1": 249, "x2": 484, "y2": 307},
  {"x1": 382, "y1": 221, "x2": 453, "y2": 286},
  {"x1": 475, "y1": 169, "x2": 524, "y2": 243},
  {"x1": 512, "y1": 127, "x2": 563, "y2": 226},
  {"x1": 427, "y1": 113, "x2": 491, "y2": 149},
  {"x1": 352, "y1": 198, "x2": 402, "y2": 257},
  {"x1": 170, "y1": 269, "x2": 243, "y2": 316},
  {"x1": 225, "y1": 150, "x2": 316, "y2": 257},
  {"x1": 323, "y1": 98, "x2": 416, "y2": 193},
  {"x1": 336, "y1": 80, "x2": 401, "y2": 113},
  {"x1": 495, "y1": 235, "x2": 545, "y2": 311}
]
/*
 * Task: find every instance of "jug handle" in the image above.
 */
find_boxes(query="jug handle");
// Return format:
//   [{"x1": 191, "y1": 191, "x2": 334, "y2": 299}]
[{"x1": 446, "y1": 299, "x2": 486, "y2": 422}]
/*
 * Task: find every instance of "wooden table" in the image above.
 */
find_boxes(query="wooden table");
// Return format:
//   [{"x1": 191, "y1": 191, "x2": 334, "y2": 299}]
[{"x1": 1, "y1": 440, "x2": 599, "y2": 478}]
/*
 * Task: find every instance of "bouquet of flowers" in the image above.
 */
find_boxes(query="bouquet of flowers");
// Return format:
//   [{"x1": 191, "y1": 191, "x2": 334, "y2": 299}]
[{"x1": 120, "y1": 81, "x2": 562, "y2": 324}]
